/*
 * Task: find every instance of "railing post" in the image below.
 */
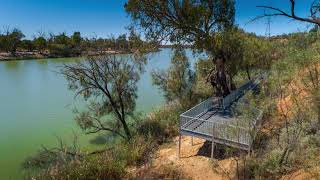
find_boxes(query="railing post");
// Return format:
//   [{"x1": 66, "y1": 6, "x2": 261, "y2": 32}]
[
  {"x1": 178, "y1": 133, "x2": 181, "y2": 158},
  {"x1": 191, "y1": 136, "x2": 194, "y2": 146},
  {"x1": 211, "y1": 125, "x2": 215, "y2": 159},
  {"x1": 178, "y1": 115, "x2": 182, "y2": 158}
]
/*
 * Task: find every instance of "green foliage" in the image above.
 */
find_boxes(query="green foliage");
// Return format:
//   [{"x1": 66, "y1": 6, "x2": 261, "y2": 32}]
[
  {"x1": 33, "y1": 36, "x2": 47, "y2": 53},
  {"x1": 136, "y1": 102, "x2": 184, "y2": 143},
  {"x1": 193, "y1": 58, "x2": 215, "y2": 97},
  {"x1": 116, "y1": 34, "x2": 128, "y2": 50},
  {"x1": 241, "y1": 34, "x2": 277, "y2": 79},
  {"x1": 47, "y1": 32, "x2": 79, "y2": 57},
  {"x1": 0, "y1": 29, "x2": 156, "y2": 59},
  {"x1": 126, "y1": 0, "x2": 278, "y2": 95},
  {"x1": 24, "y1": 135, "x2": 157, "y2": 179},
  {"x1": 62, "y1": 55, "x2": 147, "y2": 140},
  {"x1": 125, "y1": 0, "x2": 235, "y2": 51},
  {"x1": 152, "y1": 49, "x2": 198, "y2": 107},
  {"x1": 211, "y1": 28, "x2": 245, "y2": 77},
  {"x1": 244, "y1": 150, "x2": 284, "y2": 179},
  {"x1": 241, "y1": 31, "x2": 320, "y2": 179},
  {"x1": 121, "y1": 136, "x2": 157, "y2": 166},
  {"x1": 126, "y1": 0, "x2": 239, "y2": 97},
  {"x1": 36, "y1": 156, "x2": 125, "y2": 180},
  {"x1": 71, "y1": 31, "x2": 82, "y2": 46},
  {"x1": 131, "y1": 164, "x2": 190, "y2": 179},
  {"x1": 0, "y1": 28, "x2": 25, "y2": 54},
  {"x1": 26, "y1": 148, "x2": 121, "y2": 180},
  {"x1": 20, "y1": 40, "x2": 35, "y2": 52}
]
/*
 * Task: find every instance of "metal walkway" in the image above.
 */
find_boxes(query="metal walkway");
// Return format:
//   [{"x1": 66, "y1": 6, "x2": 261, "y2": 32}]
[{"x1": 179, "y1": 75, "x2": 265, "y2": 158}]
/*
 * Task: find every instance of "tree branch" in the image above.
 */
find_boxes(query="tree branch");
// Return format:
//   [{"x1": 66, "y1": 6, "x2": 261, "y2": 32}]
[{"x1": 255, "y1": 1, "x2": 320, "y2": 26}]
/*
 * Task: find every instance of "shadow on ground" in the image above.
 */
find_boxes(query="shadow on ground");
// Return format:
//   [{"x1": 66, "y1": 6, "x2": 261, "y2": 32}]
[{"x1": 196, "y1": 141, "x2": 247, "y2": 160}]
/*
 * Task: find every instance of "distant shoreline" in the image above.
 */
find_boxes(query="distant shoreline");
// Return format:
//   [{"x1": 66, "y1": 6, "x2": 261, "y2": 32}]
[{"x1": 0, "y1": 49, "x2": 160, "y2": 61}]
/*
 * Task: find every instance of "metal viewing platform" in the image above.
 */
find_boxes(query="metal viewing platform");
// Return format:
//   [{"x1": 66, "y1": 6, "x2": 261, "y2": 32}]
[{"x1": 179, "y1": 75, "x2": 265, "y2": 158}]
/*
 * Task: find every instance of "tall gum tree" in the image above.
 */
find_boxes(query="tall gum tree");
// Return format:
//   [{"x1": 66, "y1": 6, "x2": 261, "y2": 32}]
[{"x1": 125, "y1": 0, "x2": 237, "y2": 97}]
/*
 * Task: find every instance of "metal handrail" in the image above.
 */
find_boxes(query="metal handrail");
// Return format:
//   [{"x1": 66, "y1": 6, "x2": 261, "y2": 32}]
[
  {"x1": 180, "y1": 114, "x2": 250, "y2": 132},
  {"x1": 179, "y1": 73, "x2": 267, "y2": 155},
  {"x1": 181, "y1": 97, "x2": 213, "y2": 116}
]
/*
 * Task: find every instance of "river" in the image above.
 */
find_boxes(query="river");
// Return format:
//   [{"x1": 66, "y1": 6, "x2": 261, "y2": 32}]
[{"x1": 0, "y1": 48, "x2": 201, "y2": 179}]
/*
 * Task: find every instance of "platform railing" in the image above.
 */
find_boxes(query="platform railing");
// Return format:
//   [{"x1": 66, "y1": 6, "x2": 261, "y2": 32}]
[
  {"x1": 181, "y1": 98, "x2": 213, "y2": 117},
  {"x1": 179, "y1": 74, "x2": 266, "y2": 147},
  {"x1": 180, "y1": 115, "x2": 252, "y2": 146},
  {"x1": 221, "y1": 73, "x2": 267, "y2": 109},
  {"x1": 221, "y1": 80, "x2": 254, "y2": 109},
  {"x1": 180, "y1": 97, "x2": 214, "y2": 128}
]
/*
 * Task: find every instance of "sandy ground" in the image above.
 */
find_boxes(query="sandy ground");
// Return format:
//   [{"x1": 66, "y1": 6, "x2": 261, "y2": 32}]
[
  {"x1": 281, "y1": 170, "x2": 312, "y2": 180},
  {"x1": 128, "y1": 136, "x2": 238, "y2": 180},
  {"x1": 155, "y1": 136, "x2": 237, "y2": 180}
]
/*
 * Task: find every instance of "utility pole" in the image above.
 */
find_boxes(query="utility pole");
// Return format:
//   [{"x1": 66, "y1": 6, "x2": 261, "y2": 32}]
[{"x1": 265, "y1": 10, "x2": 271, "y2": 39}]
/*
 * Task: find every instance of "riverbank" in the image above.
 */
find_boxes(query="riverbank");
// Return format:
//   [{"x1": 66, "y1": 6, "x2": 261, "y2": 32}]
[
  {"x1": 0, "y1": 48, "x2": 160, "y2": 61},
  {"x1": 0, "y1": 51, "x2": 118, "y2": 61}
]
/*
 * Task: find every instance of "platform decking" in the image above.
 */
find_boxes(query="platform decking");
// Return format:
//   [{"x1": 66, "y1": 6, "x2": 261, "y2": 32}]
[{"x1": 179, "y1": 75, "x2": 265, "y2": 157}]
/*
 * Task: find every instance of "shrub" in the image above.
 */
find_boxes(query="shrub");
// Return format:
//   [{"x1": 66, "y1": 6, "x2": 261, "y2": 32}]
[
  {"x1": 34, "y1": 154, "x2": 126, "y2": 180},
  {"x1": 244, "y1": 149, "x2": 284, "y2": 179},
  {"x1": 129, "y1": 164, "x2": 190, "y2": 180},
  {"x1": 25, "y1": 135, "x2": 158, "y2": 179},
  {"x1": 136, "y1": 102, "x2": 184, "y2": 143},
  {"x1": 121, "y1": 136, "x2": 157, "y2": 166},
  {"x1": 136, "y1": 117, "x2": 168, "y2": 143}
]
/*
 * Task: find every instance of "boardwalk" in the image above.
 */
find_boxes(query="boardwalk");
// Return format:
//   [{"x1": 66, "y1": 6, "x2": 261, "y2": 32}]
[{"x1": 179, "y1": 75, "x2": 265, "y2": 158}]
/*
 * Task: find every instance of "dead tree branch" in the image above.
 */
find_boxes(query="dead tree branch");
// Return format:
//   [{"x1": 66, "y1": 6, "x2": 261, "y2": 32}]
[{"x1": 254, "y1": 0, "x2": 320, "y2": 26}]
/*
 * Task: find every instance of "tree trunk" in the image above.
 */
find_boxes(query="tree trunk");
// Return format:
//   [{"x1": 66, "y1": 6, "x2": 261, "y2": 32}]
[
  {"x1": 215, "y1": 58, "x2": 231, "y2": 97},
  {"x1": 279, "y1": 147, "x2": 289, "y2": 166},
  {"x1": 208, "y1": 56, "x2": 234, "y2": 98},
  {"x1": 246, "y1": 66, "x2": 251, "y2": 80},
  {"x1": 316, "y1": 90, "x2": 320, "y2": 126},
  {"x1": 121, "y1": 118, "x2": 132, "y2": 140}
]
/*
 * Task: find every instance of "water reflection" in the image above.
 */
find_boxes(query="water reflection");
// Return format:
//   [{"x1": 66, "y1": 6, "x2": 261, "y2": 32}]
[
  {"x1": 36, "y1": 59, "x2": 48, "y2": 66},
  {"x1": 89, "y1": 133, "x2": 119, "y2": 145},
  {"x1": 4, "y1": 61, "x2": 21, "y2": 71}
]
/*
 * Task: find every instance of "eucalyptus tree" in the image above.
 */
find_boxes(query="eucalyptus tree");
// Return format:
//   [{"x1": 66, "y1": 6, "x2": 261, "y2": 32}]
[
  {"x1": 0, "y1": 28, "x2": 25, "y2": 55},
  {"x1": 71, "y1": 32, "x2": 82, "y2": 46},
  {"x1": 33, "y1": 36, "x2": 47, "y2": 54},
  {"x1": 20, "y1": 40, "x2": 35, "y2": 52},
  {"x1": 116, "y1": 34, "x2": 128, "y2": 51},
  {"x1": 125, "y1": 0, "x2": 238, "y2": 97},
  {"x1": 241, "y1": 34, "x2": 276, "y2": 80},
  {"x1": 0, "y1": 35, "x2": 4, "y2": 52},
  {"x1": 128, "y1": 28, "x2": 144, "y2": 50},
  {"x1": 61, "y1": 54, "x2": 147, "y2": 140}
]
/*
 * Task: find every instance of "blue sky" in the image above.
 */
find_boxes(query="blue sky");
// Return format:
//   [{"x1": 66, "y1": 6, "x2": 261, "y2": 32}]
[{"x1": 0, "y1": 0, "x2": 315, "y2": 39}]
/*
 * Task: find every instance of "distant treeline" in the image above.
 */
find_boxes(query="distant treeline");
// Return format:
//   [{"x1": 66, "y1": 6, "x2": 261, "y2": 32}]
[
  {"x1": 0, "y1": 28, "x2": 159, "y2": 59},
  {"x1": 159, "y1": 44, "x2": 193, "y2": 48}
]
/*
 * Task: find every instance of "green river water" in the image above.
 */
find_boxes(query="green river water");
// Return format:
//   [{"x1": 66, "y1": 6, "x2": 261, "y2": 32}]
[{"x1": 0, "y1": 48, "x2": 199, "y2": 179}]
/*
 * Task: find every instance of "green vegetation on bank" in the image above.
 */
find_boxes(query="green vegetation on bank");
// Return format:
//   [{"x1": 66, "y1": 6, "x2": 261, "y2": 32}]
[
  {"x1": 243, "y1": 31, "x2": 320, "y2": 179},
  {"x1": 0, "y1": 28, "x2": 158, "y2": 60}
]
